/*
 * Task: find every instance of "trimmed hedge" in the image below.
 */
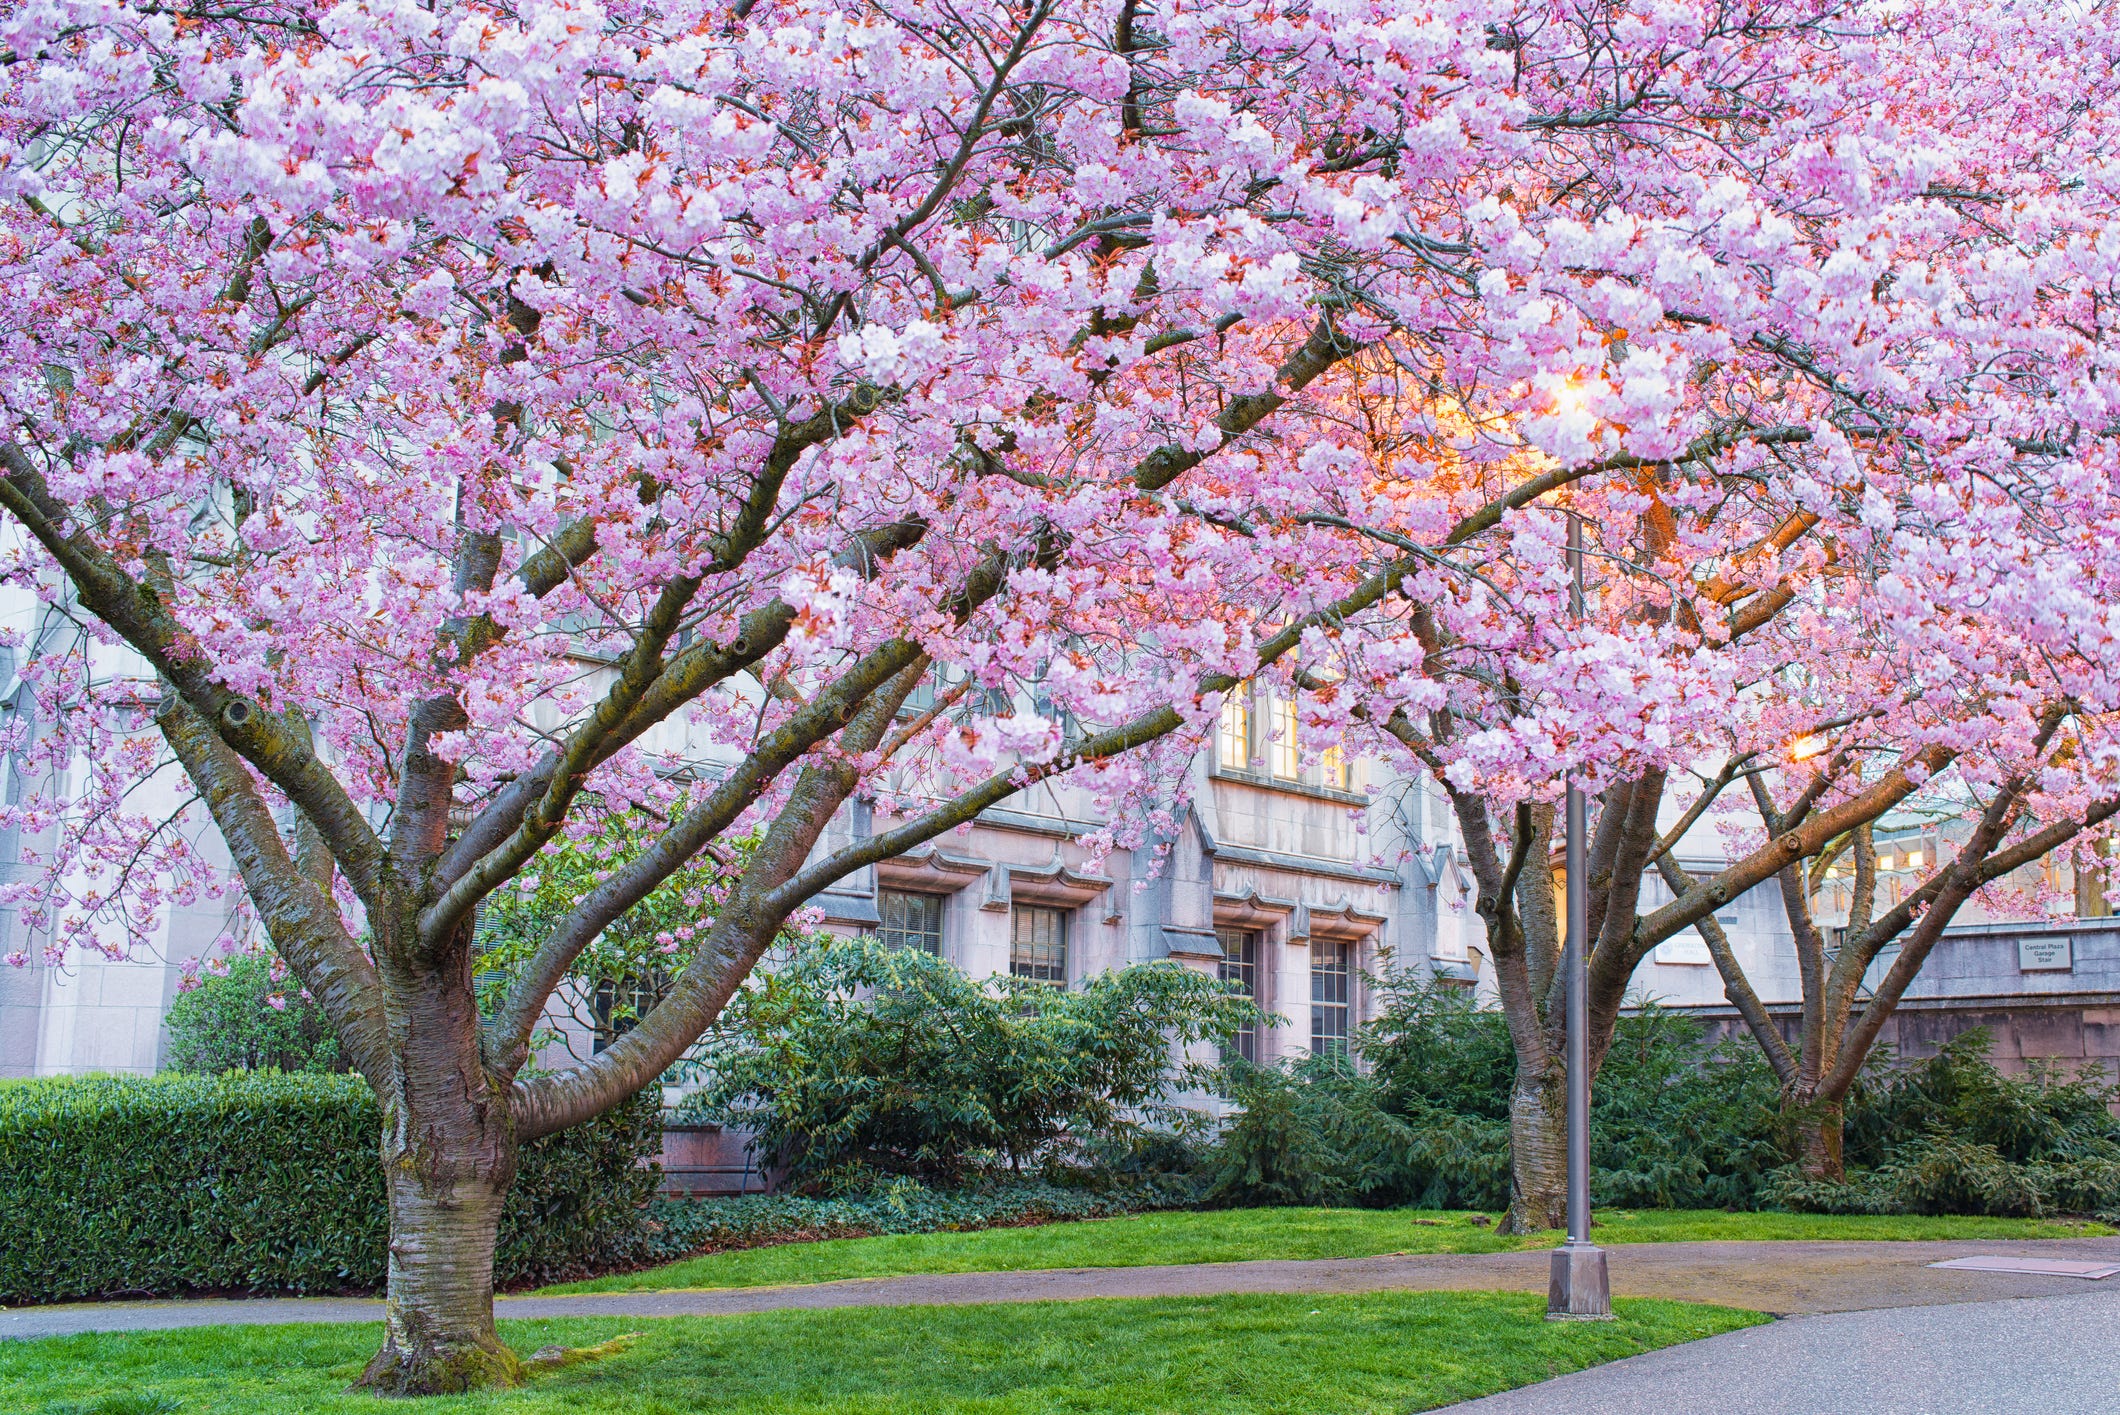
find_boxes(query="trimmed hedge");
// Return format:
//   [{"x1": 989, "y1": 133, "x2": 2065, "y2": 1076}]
[
  {"x1": 0, "y1": 1071, "x2": 660, "y2": 1305},
  {"x1": 635, "y1": 1179, "x2": 1186, "y2": 1264}
]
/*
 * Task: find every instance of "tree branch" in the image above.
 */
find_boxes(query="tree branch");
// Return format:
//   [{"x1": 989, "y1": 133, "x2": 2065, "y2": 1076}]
[
  {"x1": 435, "y1": 517, "x2": 927, "y2": 891},
  {"x1": 1628, "y1": 743, "x2": 1957, "y2": 962},
  {"x1": 1642, "y1": 755, "x2": 1755, "y2": 870},
  {"x1": 1660, "y1": 851, "x2": 1797, "y2": 1085},
  {"x1": 480, "y1": 636, "x2": 930, "y2": 1070},
  {"x1": 156, "y1": 691, "x2": 390, "y2": 1084},
  {"x1": 419, "y1": 569, "x2": 705, "y2": 950},
  {"x1": 0, "y1": 443, "x2": 388, "y2": 903},
  {"x1": 505, "y1": 658, "x2": 922, "y2": 1134}
]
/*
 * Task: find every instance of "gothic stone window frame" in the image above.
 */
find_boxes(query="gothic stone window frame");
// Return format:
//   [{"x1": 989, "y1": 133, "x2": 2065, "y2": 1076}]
[
  {"x1": 878, "y1": 887, "x2": 945, "y2": 954},
  {"x1": 1309, "y1": 935, "x2": 1352, "y2": 1056},
  {"x1": 1216, "y1": 925, "x2": 1263, "y2": 1063},
  {"x1": 1010, "y1": 902, "x2": 1070, "y2": 983}
]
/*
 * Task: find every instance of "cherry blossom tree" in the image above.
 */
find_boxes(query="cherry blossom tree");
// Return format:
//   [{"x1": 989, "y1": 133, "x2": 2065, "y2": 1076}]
[
  {"x1": 1366, "y1": 484, "x2": 2120, "y2": 1229},
  {"x1": 1312, "y1": 0, "x2": 2120, "y2": 1227},
  {"x1": 0, "y1": 0, "x2": 1528, "y2": 1389},
  {"x1": 1700, "y1": 735, "x2": 2120, "y2": 1183},
  {"x1": 4, "y1": 0, "x2": 2118, "y2": 1394}
]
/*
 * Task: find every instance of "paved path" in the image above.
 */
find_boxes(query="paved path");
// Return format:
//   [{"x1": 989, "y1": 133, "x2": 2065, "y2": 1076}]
[
  {"x1": 1440, "y1": 1288, "x2": 2120, "y2": 1414},
  {"x1": 8, "y1": 1235, "x2": 2120, "y2": 1341}
]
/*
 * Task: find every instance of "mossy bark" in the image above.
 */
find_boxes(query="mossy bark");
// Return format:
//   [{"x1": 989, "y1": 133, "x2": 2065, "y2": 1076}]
[
  {"x1": 357, "y1": 1168, "x2": 521, "y2": 1395},
  {"x1": 1792, "y1": 1096, "x2": 1847, "y2": 1184},
  {"x1": 355, "y1": 938, "x2": 524, "y2": 1397}
]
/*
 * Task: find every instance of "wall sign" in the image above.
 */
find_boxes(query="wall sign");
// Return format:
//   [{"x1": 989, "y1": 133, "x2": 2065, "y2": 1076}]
[{"x1": 2018, "y1": 934, "x2": 2074, "y2": 972}]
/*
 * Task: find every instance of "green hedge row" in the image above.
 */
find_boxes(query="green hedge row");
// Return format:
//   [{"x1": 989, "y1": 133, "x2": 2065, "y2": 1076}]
[
  {"x1": 636, "y1": 1178, "x2": 1186, "y2": 1263},
  {"x1": 0, "y1": 1071, "x2": 661, "y2": 1305}
]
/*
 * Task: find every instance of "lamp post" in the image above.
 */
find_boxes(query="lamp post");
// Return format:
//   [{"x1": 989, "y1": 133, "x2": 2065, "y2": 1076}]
[{"x1": 1548, "y1": 510, "x2": 1612, "y2": 1320}]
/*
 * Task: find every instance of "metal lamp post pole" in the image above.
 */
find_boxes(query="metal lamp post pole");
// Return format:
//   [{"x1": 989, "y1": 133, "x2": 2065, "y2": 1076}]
[{"x1": 1549, "y1": 510, "x2": 1612, "y2": 1320}]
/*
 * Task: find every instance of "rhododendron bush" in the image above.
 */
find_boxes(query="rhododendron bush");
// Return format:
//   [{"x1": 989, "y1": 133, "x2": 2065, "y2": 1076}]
[{"x1": 4, "y1": 0, "x2": 2118, "y2": 1391}]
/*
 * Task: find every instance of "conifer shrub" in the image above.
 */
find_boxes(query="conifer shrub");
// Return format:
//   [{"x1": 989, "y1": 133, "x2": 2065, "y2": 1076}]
[{"x1": 1773, "y1": 1030, "x2": 2120, "y2": 1220}]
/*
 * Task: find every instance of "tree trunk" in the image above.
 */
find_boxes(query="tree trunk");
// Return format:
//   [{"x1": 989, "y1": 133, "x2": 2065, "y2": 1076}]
[
  {"x1": 1501, "y1": 1070, "x2": 1568, "y2": 1234},
  {"x1": 1790, "y1": 1095, "x2": 1846, "y2": 1184},
  {"x1": 359, "y1": 1155, "x2": 519, "y2": 1395},
  {"x1": 357, "y1": 943, "x2": 523, "y2": 1396}
]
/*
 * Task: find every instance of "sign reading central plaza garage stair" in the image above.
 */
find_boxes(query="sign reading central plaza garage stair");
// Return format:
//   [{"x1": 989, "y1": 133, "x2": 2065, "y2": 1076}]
[{"x1": 2018, "y1": 933, "x2": 2075, "y2": 972}]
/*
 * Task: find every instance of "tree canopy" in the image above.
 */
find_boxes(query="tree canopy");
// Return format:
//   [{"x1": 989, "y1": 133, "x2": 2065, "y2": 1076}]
[{"x1": 4, "y1": 0, "x2": 2119, "y2": 1390}]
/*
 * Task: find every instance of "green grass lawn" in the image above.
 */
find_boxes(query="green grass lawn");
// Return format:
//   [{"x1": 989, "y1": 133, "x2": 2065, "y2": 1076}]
[
  {"x1": 547, "y1": 1206, "x2": 2116, "y2": 1295},
  {"x1": 2, "y1": 1292, "x2": 1764, "y2": 1415}
]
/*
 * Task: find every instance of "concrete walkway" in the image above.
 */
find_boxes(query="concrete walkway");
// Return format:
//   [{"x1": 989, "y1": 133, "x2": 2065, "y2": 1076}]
[
  {"x1": 1440, "y1": 1288, "x2": 2120, "y2": 1414},
  {"x1": 7, "y1": 1235, "x2": 2120, "y2": 1341}
]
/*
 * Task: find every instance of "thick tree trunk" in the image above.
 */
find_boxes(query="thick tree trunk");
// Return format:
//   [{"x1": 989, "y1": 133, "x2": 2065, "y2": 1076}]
[
  {"x1": 1790, "y1": 1096, "x2": 1846, "y2": 1184},
  {"x1": 1501, "y1": 1070, "x2": 1568, "y2": 1235},
  {"x1": 360, "y1": 1157, "x2": 519, "y2": 1394},
  {"x1": 357, "y1": 942, "x2": 523, "y2": 1396}
]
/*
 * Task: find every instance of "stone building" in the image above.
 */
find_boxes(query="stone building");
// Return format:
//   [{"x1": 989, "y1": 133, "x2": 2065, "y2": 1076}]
[
  {"x1": 0, "y1": 662, "x2": 1482, "y2": 1076},
  {"x1": 1686, "y1": 918, "x2": 2120, "y2": 1080},
  {"x1": 1623, "y1": 813, "x2": 2120, "y2": 1079},
  {"x1": 0, "y1": 583, "x2": 252, "y2": 1077},
  {"x1": 3, "y1": 582, "x2": 2112, "y2": 1089}
]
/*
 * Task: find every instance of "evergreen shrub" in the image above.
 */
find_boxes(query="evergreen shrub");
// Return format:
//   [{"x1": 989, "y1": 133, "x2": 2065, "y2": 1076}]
[
  {"x1": 1207, "y1": 979, "x2": 1784, "y2": 1211},
  {"x1": 636, "y1": 1178, "x2": 1182, "y2": 1263},
  {"x1": 681, "y1": 936, "x2": 1251, "y2": 1191},
  {"x1": 1773, "y1": 1030, "x2": 2120, "y2": 1220},
  {"x1": 0, "y1": 1071, "x2": 660, "y2": 1304},
  {"x1": 162, "y1": 954, "x2": 346, "y2": 1075}
]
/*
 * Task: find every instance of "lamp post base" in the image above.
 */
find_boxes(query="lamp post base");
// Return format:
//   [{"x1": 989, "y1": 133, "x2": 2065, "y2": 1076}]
[{"x1": 1547, "y1": 1240, "x2": 1613, "y2": 1320}]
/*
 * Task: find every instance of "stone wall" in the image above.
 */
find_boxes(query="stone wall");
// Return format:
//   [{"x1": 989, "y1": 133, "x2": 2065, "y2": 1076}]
[
  {"x1": 658, "y1": 1123, "x2": 773, "y2": 1197},
  {"x1": 1682, "y1": 919, "x2": 2120, "y2": 1080}
]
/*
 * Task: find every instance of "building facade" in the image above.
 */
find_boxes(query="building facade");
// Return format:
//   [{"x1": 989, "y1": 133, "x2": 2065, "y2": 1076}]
[
  {"x1": 1687, "y1": 918, "x2": 2120, "y2": 1078},
  {"x1": 1, "y1": 617, "x2": 2108, "y2": 1082},
  {"x1": 0, "y1": 664, "x2": 1486, "y2": 1076}
]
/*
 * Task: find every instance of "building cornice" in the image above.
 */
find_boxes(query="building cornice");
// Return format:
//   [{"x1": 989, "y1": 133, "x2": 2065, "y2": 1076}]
[{"x1": 1210, "y1": 842, "x2": 1399, "y2": 886}]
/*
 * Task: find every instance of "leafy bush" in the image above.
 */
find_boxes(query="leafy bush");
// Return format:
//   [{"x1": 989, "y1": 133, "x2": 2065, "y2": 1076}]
[
  {"x1": 163, "y1": 953, "x2": 345, "y2": 1074},
  {"x1": 1066, "y1": 1118, "x2": 1218, "y2": 1201},
  {"x1": 0, "y1": 1071, "x2": 660, "y2": 1304},
  {"x1": 1582, "y1": 1003, "x2": 1786, "y2": 1210},
  {"x1": 1362, "y1": 977, "x2": 1520, "y2": 1124},
  {"x1": 681, "y1": 936, "x2": 1252, "y2": 1191},
  {"x1": 1774, "y1": 1031, "x2": 2120, "y2": 1220},
  {"x1": 1207, "y1": 980, "x2": 1781, "y2": 1212},
  {"x1": 1203, "y1": 1054, "x2": 1504, "y2": 1208},
  {"x1": 470, "y1": 801, "x2": 776, "y2": 1061}
]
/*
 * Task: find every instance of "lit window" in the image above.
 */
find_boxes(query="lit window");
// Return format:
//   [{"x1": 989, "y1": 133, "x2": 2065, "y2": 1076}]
[
  {"x1": 1010, "y1": 904, "x2": 1069, "y2": 983},
  {"x1": 1268, "y1": 696, "x2": 1299, "y2": 780},
  {"x1": 1217, "y1": 928, "x2": 1261, "y2": 1064},
  {"x1": 1904, "y1": 849, "x2": 1923, "y2": 870},
  {"x1": 1311, "y1": 938, "x2": 1351, "y2": 1056},
  {"x1": 878, "y1": 889, "x2": 943, "y2": 955},
  {"x1": 1320, "y1": 744, "x2": 1351, "y2": 791},
  {"x1": 1218, "y1": 692, "x2": 1251, "y2": 772}
]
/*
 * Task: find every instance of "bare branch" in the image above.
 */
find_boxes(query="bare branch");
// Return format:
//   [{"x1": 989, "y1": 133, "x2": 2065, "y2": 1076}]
[{"x1": 1659, "y1": 851, "x2": 1798, "y2": 1085}]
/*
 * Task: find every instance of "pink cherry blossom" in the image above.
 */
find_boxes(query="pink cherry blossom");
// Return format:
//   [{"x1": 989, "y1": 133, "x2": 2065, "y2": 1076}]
[{"x1": 2, "y1": 0, "x2": 2118, "y2": 1389}]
